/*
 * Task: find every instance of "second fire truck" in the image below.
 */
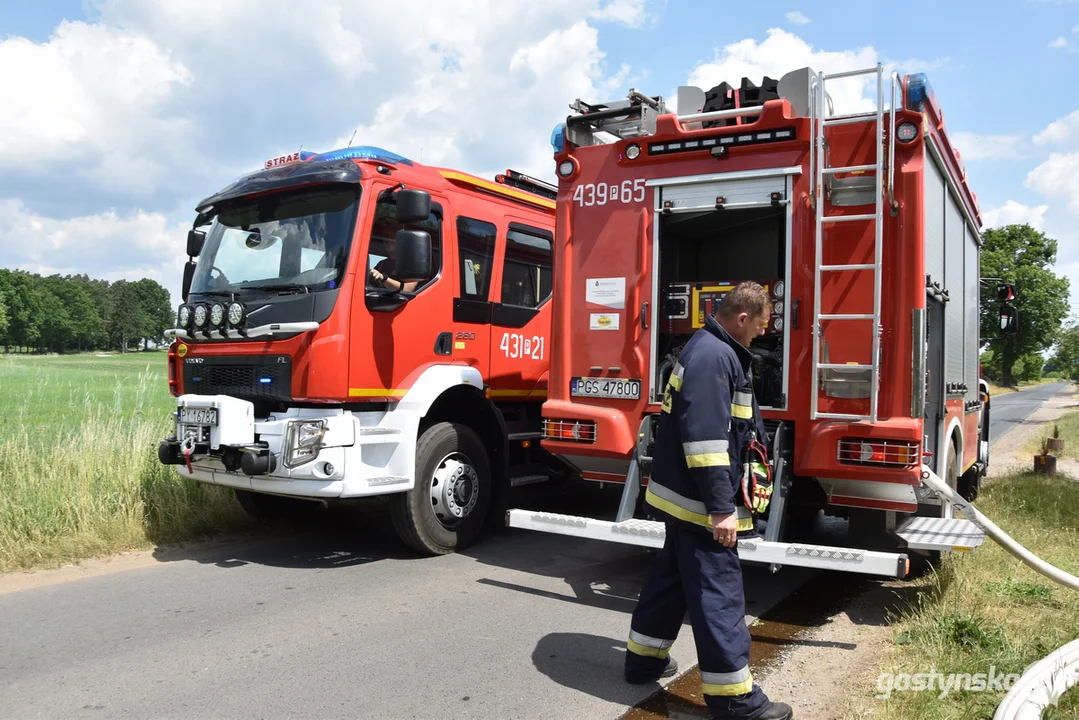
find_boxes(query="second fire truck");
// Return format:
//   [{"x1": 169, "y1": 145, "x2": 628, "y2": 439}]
[{"x1": 510, "y1": 65, "x2": 1018, "y2": 577}]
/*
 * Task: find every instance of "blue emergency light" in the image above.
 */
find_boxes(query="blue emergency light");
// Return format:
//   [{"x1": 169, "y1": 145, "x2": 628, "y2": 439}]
[
  {"x1": 311, "y1": 145, "x2": 414, "y2": 166},
  {"x1": 905, "y1": 73, "x2": 936, "y2": 113},
  {"x1": 550, "y1": 123, "x2": 566, "y2": 154}
]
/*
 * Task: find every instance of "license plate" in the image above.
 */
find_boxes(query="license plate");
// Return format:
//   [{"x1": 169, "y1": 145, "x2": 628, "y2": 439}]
[
  {"x1": 179, "y1": 407, "x2": 218, "y2": 426},
  {"x1": 571, "y1": 378, "x2": 641, "y2": 400}
]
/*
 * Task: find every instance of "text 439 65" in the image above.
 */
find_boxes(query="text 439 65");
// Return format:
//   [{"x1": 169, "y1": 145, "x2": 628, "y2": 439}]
[{"x1": 572, "y1": 179, "x2": 646, "y2": 207}]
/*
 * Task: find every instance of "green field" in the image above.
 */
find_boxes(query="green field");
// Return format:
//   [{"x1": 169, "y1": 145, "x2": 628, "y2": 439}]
[{"x1": 0, "y1": 352, "x2": 249, "y2": 572}]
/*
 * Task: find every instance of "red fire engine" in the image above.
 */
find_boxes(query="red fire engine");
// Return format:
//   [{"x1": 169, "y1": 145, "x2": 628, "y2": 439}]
[
  {"x1": 159, "y1": 147, "x2": 559, "y2": 555},
  {"x1": 509, "y1": 65, "x2": 1018, "y2": 577}
]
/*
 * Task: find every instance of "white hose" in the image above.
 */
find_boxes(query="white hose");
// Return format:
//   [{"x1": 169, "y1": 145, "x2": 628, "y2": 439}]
[
  {"x1": 919, "y1": 467, "x2": 1079, "y2": 718},
  {"x1": 921, "y1": 467, "x2": 1079, "y2": 591}
]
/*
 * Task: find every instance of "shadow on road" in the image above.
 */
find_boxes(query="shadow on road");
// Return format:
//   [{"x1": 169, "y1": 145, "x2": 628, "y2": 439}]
[{"x1": 531, "y1": 632, "x2": 659, "y2": 707}]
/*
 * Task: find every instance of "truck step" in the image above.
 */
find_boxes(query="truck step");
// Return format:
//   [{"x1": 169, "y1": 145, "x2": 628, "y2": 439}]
[
  {"x1": 894, "y1": 516, "x2": 985, "y2": 552},
  {"x1": 506, "y1": 509, "x2": 909, "y2": 578}
]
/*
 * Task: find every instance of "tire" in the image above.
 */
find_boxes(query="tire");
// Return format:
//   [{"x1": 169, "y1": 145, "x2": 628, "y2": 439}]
[
  {"x1": 958, "y1": 466, "x2": 981, "y2": 501},
  {"x1": 234, "y1": 489, "x2": 323, "y2": 524},
  {"x1": 390, "y1": 422, "x2": 491, "y2": 555}
]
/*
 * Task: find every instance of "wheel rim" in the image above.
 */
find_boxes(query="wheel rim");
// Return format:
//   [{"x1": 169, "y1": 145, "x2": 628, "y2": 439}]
[{"x1": 428, "y1": 452, "x2": 480, "y2": 529}]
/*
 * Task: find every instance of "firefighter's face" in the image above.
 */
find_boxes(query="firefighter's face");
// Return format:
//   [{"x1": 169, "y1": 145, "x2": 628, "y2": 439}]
[{"x1": 731, "y1": 311, "x2": 768, "y2": 346}]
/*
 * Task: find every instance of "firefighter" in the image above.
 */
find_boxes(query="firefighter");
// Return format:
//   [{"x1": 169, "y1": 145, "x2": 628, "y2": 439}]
[{"x1": 623, "y1": 281, "x2": 792, "y2": 720}]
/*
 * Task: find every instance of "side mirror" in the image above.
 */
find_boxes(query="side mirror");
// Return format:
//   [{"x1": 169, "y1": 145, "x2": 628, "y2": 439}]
[
  {"x1": 996, "y1": 282, "x2": 1016, "y2": 302},
  {"x1": 394, "y1": 189, "x2": 432, "y2": 224},
  {"x1": 1000, "y1": 305, "x2": 1018, "y2": 335},
  {"x1": 394, "y1": 229, "x2": 433, "y2": 283},
  {"x1": 187, "y1": 229, "x2": 206, "y2": 257},
  {"x1": 182, "y1": 260, "x2": 197, "y2": 301}
]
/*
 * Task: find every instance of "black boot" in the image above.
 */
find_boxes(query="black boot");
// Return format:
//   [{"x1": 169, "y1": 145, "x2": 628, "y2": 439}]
[
  {"x1": 625, "y1": 656, "x2": 679, "y2": 684},
  {"x1": 753, "y1": 701, "x2": 793, "y2": 719}
]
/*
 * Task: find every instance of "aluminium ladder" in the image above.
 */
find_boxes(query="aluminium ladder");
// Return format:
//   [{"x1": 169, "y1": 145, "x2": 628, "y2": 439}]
[{"x1": 809, "y1": 64, "x2": 895, "y2": 422}]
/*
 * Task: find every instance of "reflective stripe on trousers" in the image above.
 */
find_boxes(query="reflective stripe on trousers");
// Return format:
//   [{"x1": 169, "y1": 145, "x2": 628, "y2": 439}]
[
  {"x1": 626, "y1": 629, "x2": 674, "y2": 659},
  {"x1": 701, "y1": 666, "x2": 754, "y2": 696}
]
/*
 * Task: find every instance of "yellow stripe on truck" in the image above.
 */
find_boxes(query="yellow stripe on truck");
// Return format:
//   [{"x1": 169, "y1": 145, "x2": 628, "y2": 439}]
[{"x1": 348, "y1": 388, "x2": 408, "y2": 398}]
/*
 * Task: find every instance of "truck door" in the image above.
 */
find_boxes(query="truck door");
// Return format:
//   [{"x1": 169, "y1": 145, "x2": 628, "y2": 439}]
[
  {"x1": 925, "y1": 296, "x2": 945, "y2": 475},
  {"x1": 450, "y1": 215, "x2": 498, "y2": 378},
  {"x1": 488, "y1": 221, "x2": 554, "y2": 398}
]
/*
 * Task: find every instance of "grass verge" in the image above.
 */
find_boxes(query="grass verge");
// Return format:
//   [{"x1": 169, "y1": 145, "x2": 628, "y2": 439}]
[
  {"x1": 1023, "y1": 409, "x2": 1079, "y2": 461},
  {"x1": 853, "y1": 472, "x2": 1079, "y2": 719},
  {"x1": 0, "y1": 353, "x2": 252, "y2": 573}
]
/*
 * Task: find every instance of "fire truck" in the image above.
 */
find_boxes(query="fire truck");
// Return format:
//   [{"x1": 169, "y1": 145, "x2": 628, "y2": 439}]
[
  {"x1": 508, "y1": 65, "x2": 1018, "y2": 577},
  {"x1": 158, "y1": 146, "x2": 559, "y2": 555}
]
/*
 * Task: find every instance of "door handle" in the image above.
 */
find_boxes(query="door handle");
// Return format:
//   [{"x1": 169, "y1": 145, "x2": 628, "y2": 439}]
[{"x1": 641, "y1": 301, "x2": 649, "y2": 330}]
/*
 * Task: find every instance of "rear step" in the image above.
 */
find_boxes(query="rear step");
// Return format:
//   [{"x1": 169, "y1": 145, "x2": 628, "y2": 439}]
[
  {"x1": 506, "y1": 510, "x2": 910, "y2": 578},
  {"x1": 893, "y1": 516, "x2": 985, "y2": 552}
]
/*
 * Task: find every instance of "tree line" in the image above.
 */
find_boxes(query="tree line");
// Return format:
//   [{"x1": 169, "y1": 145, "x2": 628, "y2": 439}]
[{"x1": 0, "y1": 269, "x2": 174, "y2": 354}]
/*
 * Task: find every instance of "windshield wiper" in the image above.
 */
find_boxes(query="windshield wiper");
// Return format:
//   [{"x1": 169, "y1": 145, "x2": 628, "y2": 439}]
[
  {"x1": 238, "y1": 283, "x2": 311, "y2": 295},
  {"x1": 190, "y1": 290, "x2": 234, "y2": 298}
]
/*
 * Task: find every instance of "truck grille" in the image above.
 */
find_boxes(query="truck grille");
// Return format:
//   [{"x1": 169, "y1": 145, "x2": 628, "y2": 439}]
[{"x1": 182, "y1": 355, "x2": 292, "y2": 405}]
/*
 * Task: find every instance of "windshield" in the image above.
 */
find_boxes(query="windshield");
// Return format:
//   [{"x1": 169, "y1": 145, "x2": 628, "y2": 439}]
[{"x1": 190, "y1": 185, "x2": 360, "y2": 295}]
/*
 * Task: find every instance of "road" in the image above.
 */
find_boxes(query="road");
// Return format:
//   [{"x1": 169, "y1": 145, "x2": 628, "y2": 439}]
[
  {"x1": 2, "y1": 384, "x2": 1062, "y2": 719},
  {"x1": 0, "y1": 483, "x2": 813, "y2": 720},
  {"x1": 989, "y1": 382, "x2": 1068, "y2": 442}
]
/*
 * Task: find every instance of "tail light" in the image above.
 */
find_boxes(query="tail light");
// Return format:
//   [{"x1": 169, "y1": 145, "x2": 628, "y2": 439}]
[
  {"x1": 543, "y1": 419, "x2": 597, "y2": 443},
  {"x1": 837, "y1": 439, "x2": 919, "y2": 468}
]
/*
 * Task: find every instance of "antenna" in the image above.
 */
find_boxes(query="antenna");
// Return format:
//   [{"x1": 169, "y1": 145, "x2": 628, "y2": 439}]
[{"x1": 348, "y1": 129, "x2": 358, "y2": 146}]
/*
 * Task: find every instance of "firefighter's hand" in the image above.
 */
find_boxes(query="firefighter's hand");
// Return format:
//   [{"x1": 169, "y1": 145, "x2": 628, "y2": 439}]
[
  {"x1": 369, "y1": 267, "x2": 385, "y2": 283},
  {"x1": 710, "y1": 512, "x2": 738, "y2": 547}
]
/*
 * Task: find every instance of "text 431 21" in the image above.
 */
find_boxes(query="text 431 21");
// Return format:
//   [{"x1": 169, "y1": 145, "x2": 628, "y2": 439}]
[{"x1": 500, "y1": 333, "x2": 545, "y2": 360}]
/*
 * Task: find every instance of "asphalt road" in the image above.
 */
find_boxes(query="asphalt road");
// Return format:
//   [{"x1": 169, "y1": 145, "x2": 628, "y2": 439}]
[
  {"x1": 0, "y1": 483, "x2": 814, "y2": 720},
  {"x1": 989, "y1": 382, "x2": 1068, "y2": 442},
  {"x1": 3, "y1": 385, "x2": 1062, "y2": 719}
]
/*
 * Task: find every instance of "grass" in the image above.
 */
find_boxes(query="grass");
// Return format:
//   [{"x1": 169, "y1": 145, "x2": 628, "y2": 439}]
[
  {"x1": 849, "y1": 472, "x2": 1079, "y2": 719},
  {"x1": 0, "y1": 352, "x2": 250, "y2": 573},
  {"x1": 1023, "y1": 410, "x2": 1079, "y2": 461},
  {"x1": 984, "y1": 380, "x2": 1016, "y2": 397}
]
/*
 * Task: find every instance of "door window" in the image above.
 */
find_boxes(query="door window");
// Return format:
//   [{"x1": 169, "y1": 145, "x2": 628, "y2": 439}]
[
  {"x1": 365, "y1": 192, "x2": 442, "y2": 294},
  {"x1": 500, "y1": 224, "x2": 553, "y2": 308},
  {"x1": 456, "y1": 217, "x2": 497, "y2": 300}
]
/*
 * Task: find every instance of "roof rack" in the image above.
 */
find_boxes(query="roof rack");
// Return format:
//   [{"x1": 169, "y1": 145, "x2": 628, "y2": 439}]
[
  {"x1": 565, "y1": 89, "x2": 669, "y2": 147},
  {"x1": 495, "y1": 169, "x2": 557, "y2": 200}
]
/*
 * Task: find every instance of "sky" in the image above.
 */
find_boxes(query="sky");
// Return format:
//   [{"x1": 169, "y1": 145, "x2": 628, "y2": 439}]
[{"x1": 3, "y1": 0, "x2": 1079, "y2": 317}]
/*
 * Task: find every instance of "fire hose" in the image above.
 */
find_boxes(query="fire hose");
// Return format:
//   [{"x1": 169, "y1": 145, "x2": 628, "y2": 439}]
[{"x1": 919, "y1": 469, "x2": 1079, "y2": 718}]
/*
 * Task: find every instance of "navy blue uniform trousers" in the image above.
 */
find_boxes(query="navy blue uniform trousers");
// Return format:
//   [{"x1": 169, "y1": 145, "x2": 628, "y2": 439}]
[{"x1": 625, "y1": 522, "x2": 769, "y2": 719}]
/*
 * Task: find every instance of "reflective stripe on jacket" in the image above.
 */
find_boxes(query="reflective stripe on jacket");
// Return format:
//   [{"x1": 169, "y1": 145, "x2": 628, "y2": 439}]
[{"x1": 646, "y1": 314, "x2": 766, "y2": 532}]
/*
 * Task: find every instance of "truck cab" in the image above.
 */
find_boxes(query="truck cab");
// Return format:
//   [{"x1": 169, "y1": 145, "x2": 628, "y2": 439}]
[{"x1": 160, "y1": 147, "x2": 557, "y2": 554}]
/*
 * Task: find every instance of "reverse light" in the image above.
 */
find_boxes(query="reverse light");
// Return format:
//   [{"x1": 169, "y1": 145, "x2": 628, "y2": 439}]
[
  {"x1": 209, "y1": 303, "x2": 225, "y2": 327},
  {"x1": 896, "y1": 122, "x2": 918, "y2": 143},
  {"x1": 625, "y1": 143, "x2": 641, "y2": 160},
  {"x1": 193, "y1": 304, "x2": 208, "y2": 328},
  {"x1": 227, "y1": 302, "x2": 245, "y2": 326}
]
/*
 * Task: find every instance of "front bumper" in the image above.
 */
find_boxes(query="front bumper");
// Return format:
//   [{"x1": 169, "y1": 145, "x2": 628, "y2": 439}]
[{"x1": 159, "y1": 394, "x2": 418, "y2": 499}]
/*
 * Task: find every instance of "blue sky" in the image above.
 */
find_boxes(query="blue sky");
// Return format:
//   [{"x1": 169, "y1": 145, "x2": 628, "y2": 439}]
[{"x1": 2, "y1": 0, "x2": 1079, "y2": 316}]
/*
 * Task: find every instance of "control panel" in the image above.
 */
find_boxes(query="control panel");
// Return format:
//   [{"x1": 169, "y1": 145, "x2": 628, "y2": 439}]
[{"x1": 662, "y1": 279, "x2": 785, "y2": 335}]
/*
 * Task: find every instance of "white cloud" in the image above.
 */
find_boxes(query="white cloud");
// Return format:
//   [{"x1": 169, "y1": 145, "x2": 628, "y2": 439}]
[
  {"x1": 1050, "y1": 36, "x2": 1072, "y2": 49},
  {"x1": 590, "y1": 0, "x2": 650, "y2": 27},
  {"x1": 1026, "y1": 152, "x2": 1079, "y2": 213},
  {"x1": 1035, "y1": 108, "x2": 1079, "y2": 145},
  {"x1": 950, "y1": 131, "x2": 1027, "y2": 160},
  {"x1": 0, "y1": 199, "x2": 187, "y2": 303},
  {"x1": 980, "y1": 200, "x2": 1049, "y2": 230},
  {"x1": 785, "y1": 11, "x2": 811, "y2": 25}
]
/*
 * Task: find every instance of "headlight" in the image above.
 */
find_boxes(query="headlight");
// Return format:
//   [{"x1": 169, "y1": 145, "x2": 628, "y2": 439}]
[
  {"x1": 228, "y1": 302, "x2": 245, "y2": 326},
  {"x1": 773, "y1": 280, "x2": 785, "y2": 299},
  {"x1": 209, "y1": 303, "x2": 225, "y2": 327},
  {"x1": 286, "y1": 420, "x2": 326, "y2": 467},
  {"x1": 625, "y1": 144, "x2": 641, "y2": 160},
  {"x1": 178, "y1": 305, "x2": 191, "y2": 327},
  {"x1": 193, "y1": 304, "x2": 208, "y2": 328}
]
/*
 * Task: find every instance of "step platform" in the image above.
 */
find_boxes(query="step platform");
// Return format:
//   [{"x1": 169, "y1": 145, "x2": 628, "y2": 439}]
[
  {"x1": 506, "y1": 510, "x2": 910, "y2": 578},
  {"x1": 893, "y1": 516, "x2": 985, "y2": 552}
]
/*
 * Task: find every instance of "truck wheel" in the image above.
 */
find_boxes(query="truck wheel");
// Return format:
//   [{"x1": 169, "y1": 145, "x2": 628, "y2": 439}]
[
  {"x1": 391, "y1": 422, "x2": 491, "y2": 555},
  {"x1": 235, "y1": 489, "x2": 322, "y2": 524}
]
